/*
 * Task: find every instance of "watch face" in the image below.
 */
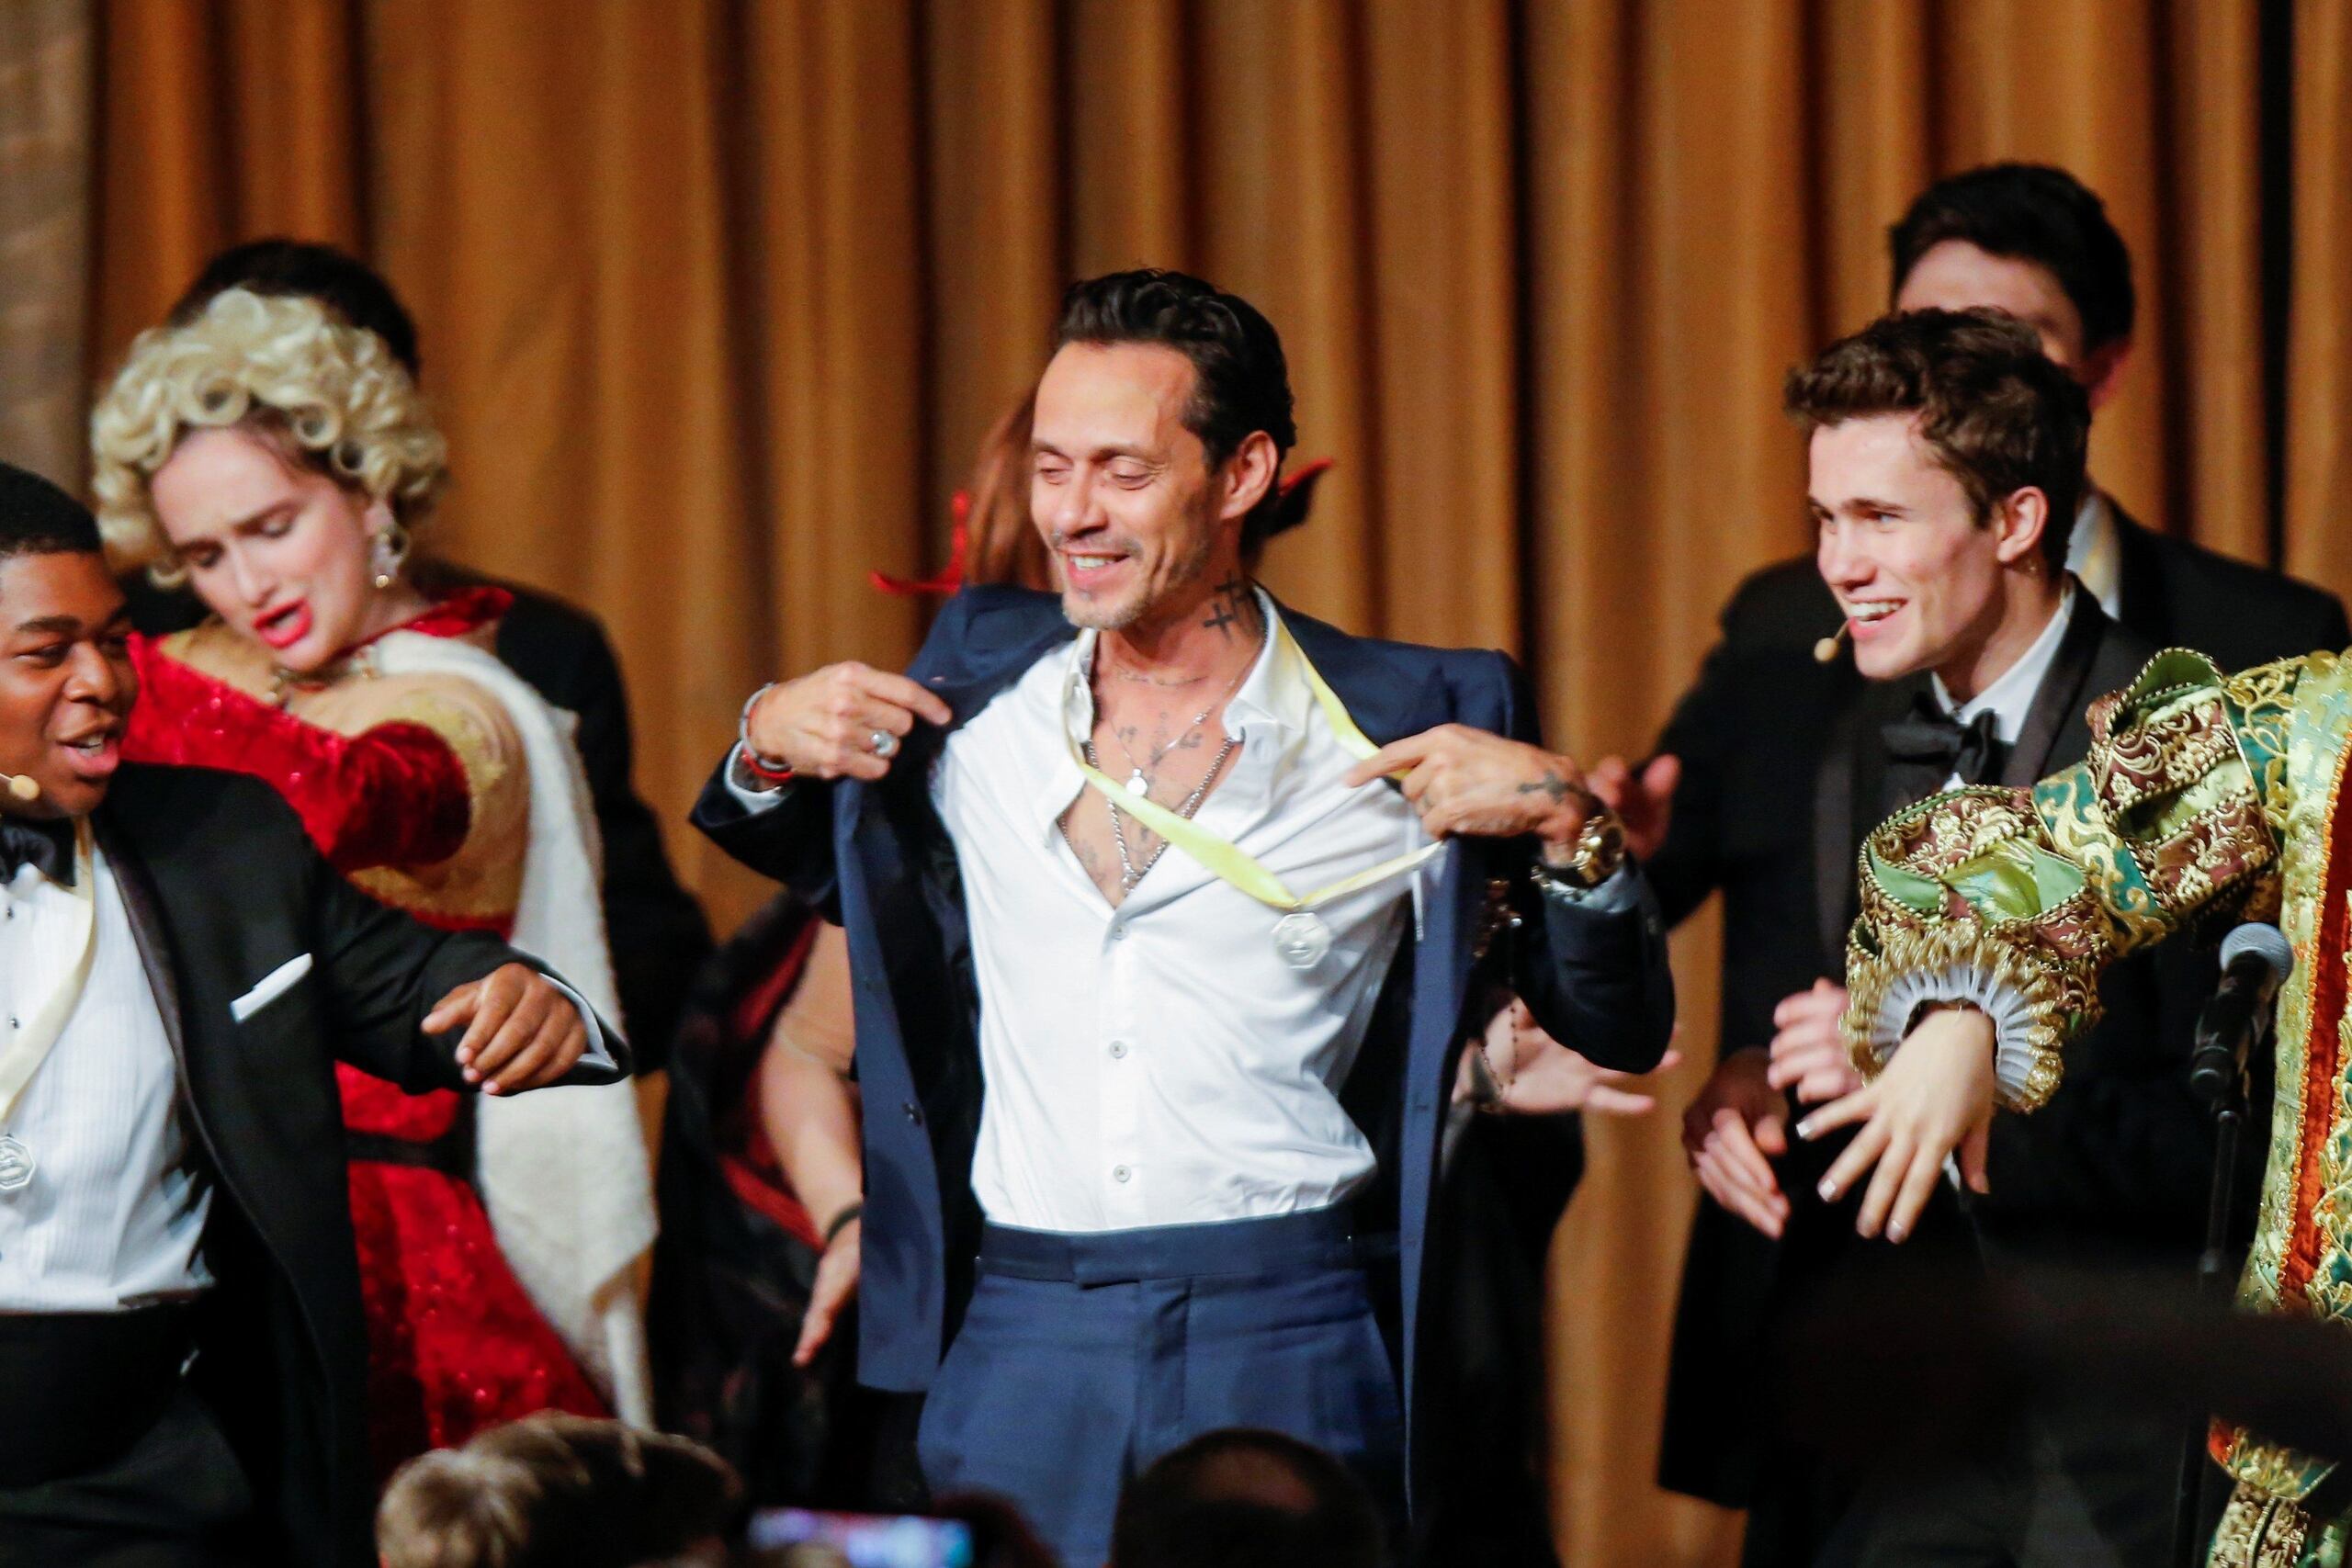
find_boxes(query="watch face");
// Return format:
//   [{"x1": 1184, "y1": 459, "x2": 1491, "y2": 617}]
[{"x1": 1576, "y1": 812, "x2": 1626, "y2": 883}]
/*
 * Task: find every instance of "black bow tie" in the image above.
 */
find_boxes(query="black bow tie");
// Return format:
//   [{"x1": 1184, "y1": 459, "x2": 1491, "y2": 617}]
[
  {"x1": 0, "y1": 815, "x2": 75, "y2": 887},
  {"x1": 1881, "y1": 694, "x2": 2007, "y2": 789}
]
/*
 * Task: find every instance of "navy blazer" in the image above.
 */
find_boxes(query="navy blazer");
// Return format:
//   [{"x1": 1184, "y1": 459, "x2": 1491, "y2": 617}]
[{"x1": 693, "y1": 586, "x2": 1673, "y2": 1473}]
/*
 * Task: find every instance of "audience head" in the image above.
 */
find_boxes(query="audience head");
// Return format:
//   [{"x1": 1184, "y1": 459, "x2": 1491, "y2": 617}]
[
  {"x1": 0, "y1": 466, "x2": 134, "y2": 820},
  {"x1": 376, "y1": 1413, "x2": 740, "y2": 1568},
  {"x1": 1035, "y1": 268, "x2": 1294, "y2": 631},
  {"x1": 168, "y1": 237, "x2": 423, "y2": 378},
  {"x1": 1889, "y1": 163, "x2": 2134, "y2": 408},
  {"x1": 1784, "y1": 308, "x2": 2091, "y2": 696},
  {"x1": 89, "y1": 287, "x2": 447, "y2": 674},
  {"x1": 1108, "y1": 1427, "x2": 1387, "y2": 1568}
]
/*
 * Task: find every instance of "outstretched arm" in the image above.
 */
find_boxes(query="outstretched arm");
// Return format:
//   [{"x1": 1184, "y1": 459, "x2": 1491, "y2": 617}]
[
  {"x1": 311, "y1": 837, "x2": 626, "y2": 1095},
  {"x1": 1804, "y1": 649, "x2": 2304, "y2": 1241},
  {"x1": 1342, "y1": 654, "x2": 1674, "y2": 1074},
  {"x1": 753, "y1": 924, "x2": 866, "y2": 1366}
]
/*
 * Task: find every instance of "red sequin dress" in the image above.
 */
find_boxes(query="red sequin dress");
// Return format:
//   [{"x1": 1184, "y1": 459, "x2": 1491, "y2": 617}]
[{"x1": 124, "y1": 588, "x2": 608, "y2": 1480}]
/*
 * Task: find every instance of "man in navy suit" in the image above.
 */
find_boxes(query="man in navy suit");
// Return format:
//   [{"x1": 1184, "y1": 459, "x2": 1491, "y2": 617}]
[{"x1": 694, "y1": 268, "x2": 1673, "y2": 1565}]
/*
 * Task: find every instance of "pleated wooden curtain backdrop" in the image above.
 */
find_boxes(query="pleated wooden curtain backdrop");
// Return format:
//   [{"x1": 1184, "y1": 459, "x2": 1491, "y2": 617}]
[{"x1": 77, "y1": 3, "x2": 2352, "y2": 1563}]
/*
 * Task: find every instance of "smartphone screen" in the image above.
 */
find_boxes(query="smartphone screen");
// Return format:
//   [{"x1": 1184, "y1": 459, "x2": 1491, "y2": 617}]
[{"x1": 745, "y1": 1507, "x2": 978, "y2": 1568}]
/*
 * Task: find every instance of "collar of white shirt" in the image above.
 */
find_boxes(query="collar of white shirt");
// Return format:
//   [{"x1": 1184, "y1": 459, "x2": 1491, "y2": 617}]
[{"x1": 1932, "y1": 581, "x2": 2079, "y2": 745}]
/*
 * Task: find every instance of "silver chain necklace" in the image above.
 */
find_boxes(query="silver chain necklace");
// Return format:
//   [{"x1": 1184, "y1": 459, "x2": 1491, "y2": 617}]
[
  {"x1": 1099, "y1": 651, "x2": 1256, "y2": 796},
  {"x1": 1084, "y1": 733, "x2": 1241, "y2": 891}
]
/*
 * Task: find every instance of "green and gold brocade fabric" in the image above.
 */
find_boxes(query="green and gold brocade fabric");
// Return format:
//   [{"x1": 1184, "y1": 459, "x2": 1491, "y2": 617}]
[{"x1": 1842, "y1": 649, "x2": 2352, "y2": 1517}]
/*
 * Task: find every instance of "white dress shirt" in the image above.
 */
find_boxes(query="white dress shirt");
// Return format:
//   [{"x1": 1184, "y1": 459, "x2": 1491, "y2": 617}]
[
  {"x1": 723, "y1": 593, "x2": 1639, "y2": 1232},
  {"x1": 1928, "y1": 583, "x2": 2078, "y2": 791},
  {"x1": 933, "y1": 597, "x2": 1430, "y2": 1232},
  {"x1": 0, "y1": 844, "x2": 211, "y2": 1311}
]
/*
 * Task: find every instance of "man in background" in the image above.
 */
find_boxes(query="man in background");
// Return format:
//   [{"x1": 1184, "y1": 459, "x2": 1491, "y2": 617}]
[{"x1": 1614, "y1": 164, "x2": 2346, "y2": 1561}]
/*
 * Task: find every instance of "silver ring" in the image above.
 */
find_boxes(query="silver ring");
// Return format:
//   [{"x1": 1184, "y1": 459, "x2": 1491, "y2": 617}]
[{"x1": 869, "y1": 729, "x2": 899, "y2": 759}]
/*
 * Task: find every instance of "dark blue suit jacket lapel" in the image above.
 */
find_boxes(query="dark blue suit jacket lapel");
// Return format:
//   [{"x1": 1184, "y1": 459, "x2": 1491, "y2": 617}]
[
  {"x1": 826, "y1": 588, "x2": 1074, "y2": 1385},
  {"x1": 1281, "y1": 608, "x2": 1483, "y2": 1450}
]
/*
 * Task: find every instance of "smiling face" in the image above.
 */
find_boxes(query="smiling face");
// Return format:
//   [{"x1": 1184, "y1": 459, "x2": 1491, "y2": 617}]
[
  {"x1": 1812, "y1": 413, "x2": 2050, "y2": 694},
  {"x1": 1029, "y1": 342, "x2": 1257, "y2": 636},
  {"x1": 0, "y1": 551, "x2": 136, "y2": 819},
  {"x1": 147, "y1": 424, "x2": 404, "y2": 673}
]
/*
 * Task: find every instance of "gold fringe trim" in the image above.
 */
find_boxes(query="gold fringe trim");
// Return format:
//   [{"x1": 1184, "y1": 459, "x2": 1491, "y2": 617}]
[{"x1": 1843, "y1": 920, "x2": 2075, "y2": 1113}]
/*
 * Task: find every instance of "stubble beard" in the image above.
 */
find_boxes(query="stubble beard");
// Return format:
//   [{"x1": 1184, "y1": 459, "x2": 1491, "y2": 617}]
[{"x1": 1058, "y1": 526, "x2": 1220, "y2": 637}]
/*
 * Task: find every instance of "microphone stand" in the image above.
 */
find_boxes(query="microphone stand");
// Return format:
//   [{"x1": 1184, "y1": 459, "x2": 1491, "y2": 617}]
[{"x1": 2172, "y1": 1018, "x2": 2259, "y2": 1568}]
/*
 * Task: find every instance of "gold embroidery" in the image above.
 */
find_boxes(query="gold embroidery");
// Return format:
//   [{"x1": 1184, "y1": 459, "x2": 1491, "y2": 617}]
[
  {"x1": 1842, "y1": 919, "x2": 2079, "y2": 1112},
  {"x1": 2209, "y1": 1483, "x2": 2317, "y2": 1568},
  {"x1": 1848, "y1": 645, "x2": 2352, "y2": 1520},
  {"x1": 2100, "y1": 694, "x2": 2239, "y2": 815},
  {"x1": 2146, "y1": 799, "x2": 2281, "y2": 916}
]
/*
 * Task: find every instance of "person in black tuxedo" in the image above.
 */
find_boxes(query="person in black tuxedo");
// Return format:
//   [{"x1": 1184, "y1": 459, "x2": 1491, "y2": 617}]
[
  {"x1": 0, "y1": 464, "x2": 627, "y2": 1567},
  {"x1": 1612, "y1": 164, "x2": 2346, "y2": 1563},
  {"x1": 1599, "y1": 310, "x2": 2253, "y2": 1565},
  {"x1": 122, "y1": 240, "x2": 713, "y2": 1065},
  {"x1": 1615, "y1": 164, "x2": 2346, "y2": 729}
]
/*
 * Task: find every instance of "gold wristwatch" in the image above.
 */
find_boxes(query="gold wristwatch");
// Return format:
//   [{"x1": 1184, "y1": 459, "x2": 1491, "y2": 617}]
[{"x1": 1532, "y1": 805, "x2": 1626, "y2": 893}]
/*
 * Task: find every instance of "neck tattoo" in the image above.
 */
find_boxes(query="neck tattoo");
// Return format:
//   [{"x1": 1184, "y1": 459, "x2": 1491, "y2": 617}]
[{"x1": 1096, "y1": 641, "x2": 1259, "y2": 796}]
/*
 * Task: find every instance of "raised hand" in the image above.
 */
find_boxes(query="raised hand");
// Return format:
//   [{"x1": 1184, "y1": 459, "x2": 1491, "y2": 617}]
[
  {"x1": 745, "y1": 663, "x2": 955, "y2": 782},
  {"x1": 424, "y1": 963, "x2": 593, "y2": 1095},
  {"x1": 1767, "y1": 978, "x2": 1862, "y2": 1104},
  {"x1": 1680, "y1": 1046, "x2": 1792, "y2": 1237},
  {"x1": 1801, "y1": 1006, "x2": 1997, "y2": 1243},
  {"x1": 1587, "y1": 753, "x2": 1680, "y2": 862}
]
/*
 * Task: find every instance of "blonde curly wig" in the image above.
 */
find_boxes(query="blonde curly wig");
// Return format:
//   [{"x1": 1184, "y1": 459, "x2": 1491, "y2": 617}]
[{"x1": 89, "y1": 287, "x2": 447, "y2": 586}]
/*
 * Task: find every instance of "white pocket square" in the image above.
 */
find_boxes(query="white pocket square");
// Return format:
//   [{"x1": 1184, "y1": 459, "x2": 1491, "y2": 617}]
[{"x1": 231, "y1": 953, "x2": 314, "y2": 1022}]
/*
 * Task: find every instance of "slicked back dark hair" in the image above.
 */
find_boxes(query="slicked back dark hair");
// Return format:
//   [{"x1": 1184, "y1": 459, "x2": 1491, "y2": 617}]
[
  {"x1": 1785, "y1": 308, "x2": 2091, "y2": 570},
  {"x1": 0, "y1": 463, "x2": 103, "y2": 560},
  {"x1": 1110, "y1": 1427, "x2": 1386, "y2": 1568},
  {"x1": 168, "y1": 238, "x2": 423, "y2": 377},
  {"x1": 1054, "y1": 268, "x2": 1299, "y2": 554},
  {"x1": 1889, "y1": 163, "x2": 2135, "y2": 353}
]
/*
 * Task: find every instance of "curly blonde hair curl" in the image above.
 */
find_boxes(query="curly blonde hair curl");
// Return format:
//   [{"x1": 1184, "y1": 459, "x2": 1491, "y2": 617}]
[{"x1": 89, "y1": 287, "x2": 448, "y2": 586}]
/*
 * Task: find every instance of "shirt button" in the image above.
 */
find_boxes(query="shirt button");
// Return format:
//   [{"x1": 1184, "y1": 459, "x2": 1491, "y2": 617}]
[
  {"x1": 1113, "y1": 1165, "x2": 1132, "y2": 1183},
  {"x1": 1107, "y1": 923, "x2": 1125, "y2": 942},
  {"x1": 1109, "y1": 1041, "x2": 1128, "y2": 1060}
]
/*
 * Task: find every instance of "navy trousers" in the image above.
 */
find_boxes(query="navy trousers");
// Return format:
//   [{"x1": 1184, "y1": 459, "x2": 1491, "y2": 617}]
[{"x1": 915, "y1": 1206, "x2": 1405, "y2": 1567}]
